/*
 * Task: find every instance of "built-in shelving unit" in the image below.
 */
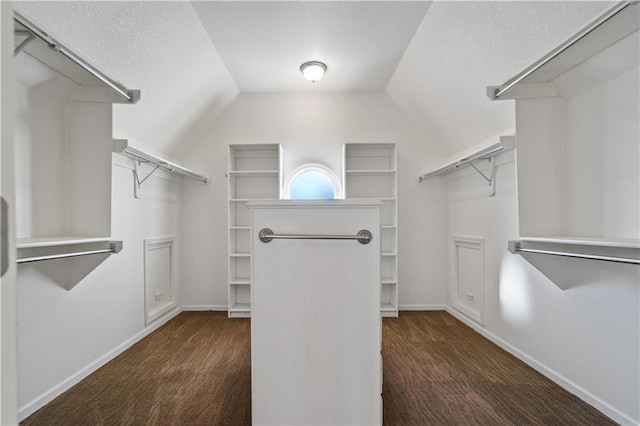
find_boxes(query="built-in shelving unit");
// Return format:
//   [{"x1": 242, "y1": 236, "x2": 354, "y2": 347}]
[
  {"x1": 227, "y1": 144, "x2": 282, "y2": 317},
  {"x1": 13, "y1": 11, "x2": 138, "y2": 275},
  {"x1": 489, "y1": 1, "x2": 640, "y2": 265},
  {"x1": 343, "y1": 143, "x2": 398, "y2": 317}
]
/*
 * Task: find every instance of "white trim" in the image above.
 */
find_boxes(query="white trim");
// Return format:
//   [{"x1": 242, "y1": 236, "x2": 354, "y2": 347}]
[
  {"x1": 18, "y1": 307, "x2": 183, "y2": 422},
  {"x1": 144, "y1": 237, "x2": 177, "y2": 325},
  {"x1": 451, "y1": 236, "x2": 485, "y2": 325},
  {"x1": 284, "y1": 162, "x2": 344, "y2": 200},
  {"x1": 445, "y1": 307, "x2": 638, "y2": 426},
  {"x1": 398, "y1": 304, "x2": 445, "y2": 311},
  {"x1": 182, "y1": 305, "x2": 228, "y2": 312}
]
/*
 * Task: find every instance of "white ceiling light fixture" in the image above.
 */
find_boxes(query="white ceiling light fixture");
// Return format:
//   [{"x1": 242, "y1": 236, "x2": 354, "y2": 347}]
[{"x1": 300, "y1": 61, "x2": 327, "y2": 83}]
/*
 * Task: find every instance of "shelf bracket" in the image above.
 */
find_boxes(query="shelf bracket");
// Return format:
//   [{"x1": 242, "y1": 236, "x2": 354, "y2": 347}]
[
  {"x1": 14, "y1": 30, "x2": 35, "y2": 56},
  {"x1": 133, "y1": 161, "x2": 160, "y2": 199},
  {"x1": 468, "y1": 157, "x2": 497, "y2": 196}
]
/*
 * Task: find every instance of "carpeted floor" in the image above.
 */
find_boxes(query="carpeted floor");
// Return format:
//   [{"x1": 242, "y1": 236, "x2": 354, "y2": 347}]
[{"x1": 21, "y1": 311, "x2": 615, "y2": 425}]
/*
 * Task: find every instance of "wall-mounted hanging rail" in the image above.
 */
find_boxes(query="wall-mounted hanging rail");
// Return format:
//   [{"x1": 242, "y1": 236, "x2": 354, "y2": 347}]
[
  {"x1": 417, "y1": 135, "x2": 514, "y2": 196},
  {"x1": 114, "y1": 140, "x2": 210, "y2": 198},
  {"x1": 17, "y1": 239, "x2": 123, "y2": 264},
  {"x1": 18, "y1": 244, "x2": 121, "y2": 264},
  {"x1": 487, "y1": 1, "x2": 639, "y2": 100},
  {"x1": 508, "y1": 239, "x2": 640, "y2": 265},
  {"x1": 259, "y1": 228, "x2": 372, "y2": 244},
  {"x1": 14, "y1": 11, "x2": 140, "y2": 104}
]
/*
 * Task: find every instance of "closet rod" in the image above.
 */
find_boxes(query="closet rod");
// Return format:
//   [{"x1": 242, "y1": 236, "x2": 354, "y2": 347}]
[
  {"x1": 259, "y1": 228, "x2": 372, "y2": 245},
  {"x1": 511, "y1": 243, "x2": 640, "y2": 265},
  {"x1": 13, "y1": 11, "x2": 139, "y2": 104},
  {"x1": 119, "y1": 145, "x2": 210, "y2": 184},
  {"x1": 17, "y1": 245, "x2": 119, "y2": 264},
  {"x1": 490, "y1": 1, "x2": 633, "y2": 99}
]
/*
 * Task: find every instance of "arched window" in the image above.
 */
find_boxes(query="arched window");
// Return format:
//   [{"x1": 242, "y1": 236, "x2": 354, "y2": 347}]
[{"x1": 285, "y1": 163, "x2": 343, "y2": 200}]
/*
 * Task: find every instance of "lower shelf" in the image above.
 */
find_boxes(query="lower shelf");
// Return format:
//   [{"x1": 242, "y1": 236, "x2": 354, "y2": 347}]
[
  {"x1": 381, "y1": 303, "x2": 398, "y2": 318},
  {"x1": 229, "y1": 303, "x2": 251, "y2": 318}
]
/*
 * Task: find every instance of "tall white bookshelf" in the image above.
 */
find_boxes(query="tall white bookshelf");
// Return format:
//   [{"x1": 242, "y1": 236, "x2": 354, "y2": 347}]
[
  {"x1": 227, "y1": 144, "x2": 282, "y2": 317},
  {"x1": 343, "y1": 143, "x2": 398, "y2": 317}
]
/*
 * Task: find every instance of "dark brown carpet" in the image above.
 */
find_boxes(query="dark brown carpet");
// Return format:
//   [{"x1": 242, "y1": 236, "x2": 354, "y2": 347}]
[{"x1": 21, "y1": 311, "x2": 615, "y2": 425}]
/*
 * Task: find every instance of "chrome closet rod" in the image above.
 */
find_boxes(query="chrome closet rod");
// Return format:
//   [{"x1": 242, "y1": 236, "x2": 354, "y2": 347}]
[
  {"x1": 13, "y1": 11, "x2": 137, "y2": 103},
  {"x1": 493, "y1": 1, "x2": 633, "y2": 99},
  {"x1": 259, "y1": 228, "x2": 372, "y2": 245},
  {"x1": 513, "y1": 246, "x2": 640, "y2": 265},
  {"x1": 17, "y1": 247, "x2": 117, "y2": 264}
]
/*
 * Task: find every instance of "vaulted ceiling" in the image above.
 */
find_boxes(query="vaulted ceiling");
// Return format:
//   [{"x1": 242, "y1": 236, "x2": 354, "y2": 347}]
[{"x1": 13, "y1": 1, "x2": 611, "y2": 159}]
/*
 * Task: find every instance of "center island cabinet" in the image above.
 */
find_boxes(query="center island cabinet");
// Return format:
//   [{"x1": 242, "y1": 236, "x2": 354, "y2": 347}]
[{"x1": 248, "y1": 200, "x2": 383, "y2": 426}]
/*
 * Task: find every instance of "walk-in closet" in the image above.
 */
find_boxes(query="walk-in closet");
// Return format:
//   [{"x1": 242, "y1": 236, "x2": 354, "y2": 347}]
[{"x1": 0, "y1": 1, "x2": 638, "y2": 425}]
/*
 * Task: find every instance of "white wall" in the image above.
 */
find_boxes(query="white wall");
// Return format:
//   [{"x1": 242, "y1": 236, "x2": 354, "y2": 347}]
[
  {"x1": 16, "y1": 160, "x2": 182, "y2": 420},
  {"x1": 1, "y1": 2, "x2": 18, "y2": 422},
  {"x1": 180, "y1": 92, "x2": 448, "y2": 311},
  {"x1": 446, "y1": 154, "x2": 639, "y2": 425}
]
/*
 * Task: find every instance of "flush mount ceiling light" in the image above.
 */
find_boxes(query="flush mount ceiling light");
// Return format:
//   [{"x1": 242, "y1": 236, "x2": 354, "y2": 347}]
[{"x1": 300, "y1": 61, "x2": 327, "y2": 83}]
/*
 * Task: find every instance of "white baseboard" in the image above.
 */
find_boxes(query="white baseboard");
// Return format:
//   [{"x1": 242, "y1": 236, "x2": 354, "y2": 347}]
[
  {"x1": 182, "y1": 305, "x2": 228, "y2": 312},
  {"x1": 445, "y1": 307, "x2": 638, "y2": 426},
  {"x1": 18, "y1": 307, "x2": 183, "y2": 422},
  {"x1": 399, "y1": 304, "x2": 445, "y2": 311}
]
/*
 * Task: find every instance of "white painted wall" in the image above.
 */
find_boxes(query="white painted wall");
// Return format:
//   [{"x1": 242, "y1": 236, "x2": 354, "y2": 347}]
[
  {"x1": 16, "y1": 158, "x2": 182, "y2": 420},
  {"x1": 1, "y1": 2, "x2": 18, "y2": 422},
  {"x1": 446, "y1": 153, "x2": 639, "y2": 425},
  {"x1": 180, "y1": 92, "x2": 448, "y2": 311}
]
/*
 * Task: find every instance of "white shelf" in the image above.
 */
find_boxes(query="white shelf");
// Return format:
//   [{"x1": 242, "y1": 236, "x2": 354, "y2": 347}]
[
  {"x1": 345, "y1": 170, "x2": 396, "y2": 175},
  {"x1": 17, "y1": 236, "x2": 110, "y2": 249},
  {"x1": 230, "y1": 253, "x2": 251, "y2": 258},
  {"x1": 344, "y1": 143, "x2": 398, "y2": 317},
  {"x1": 113, "y1": 140, "x2": 209, "y2": 185},
  {"x1": 228, "y1": 144, "x2": 282, "y2": 318},
  {"x1": 520, "y1": 236, "x2": 640, "y2": 249},
  {"x1": 487, "y1": 2, "x2": 639, "y2": 100},
  {"x1": 229, "y1": 303, "x2": 251, "y2": 312},
  {"x1": 228, "y1": 170, "x2": 279, "y2": 177},
  {"x1": 417, "y1": 135, "x2": 514, "y2": 182},
  {"x1": 381, "y1": 303, "x2": 397, "y2": 312}
]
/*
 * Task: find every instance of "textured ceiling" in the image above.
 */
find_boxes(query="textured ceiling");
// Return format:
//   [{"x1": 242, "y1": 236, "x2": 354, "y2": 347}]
[
  {"x1": 191, "y1": 1, "x2": 432, "y2": 91},
  {"x1": 13, "y1": 1, "x2": 239, "y2": 159},
  {"x1": 12, "y1": 1, "x2": 616, "y2": 160},
  {"x1": 387, "y1": 1, "x2": 612, "y2": 157}
]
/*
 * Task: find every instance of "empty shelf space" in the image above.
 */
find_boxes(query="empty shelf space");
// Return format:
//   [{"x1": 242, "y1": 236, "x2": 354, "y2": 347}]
[
  {"x1": 382, "y1": 252, "x2": 397, "y2": 257},
  {"x1": 230, "y1": 280, "x2": 251, "y2": 285},
  {"x1": 382, "y1": 278, "x2": 397, "y2": 285}
]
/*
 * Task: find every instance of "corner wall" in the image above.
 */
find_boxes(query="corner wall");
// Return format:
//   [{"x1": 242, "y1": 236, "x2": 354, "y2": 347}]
[
  {"x1": 180, "y1": 92, "x2": 448, "y2": 312},
  {"x1": 16, "y1": 160, "x2": 183, "y2": 420},
  {"x1": 446, "y1": 153, "x2": 639, "y2": 424}
]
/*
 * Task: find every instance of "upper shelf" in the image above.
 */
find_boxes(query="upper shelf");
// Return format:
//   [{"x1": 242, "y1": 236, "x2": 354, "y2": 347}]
[
  {"x1": 113, "y1": 140, "x2": 210, "y2": 184},
  {"x1": 14, "y1": 11, "x2": 140, "y2": 104},
  {"x1": 487, "y1": 1, "x2": 639, "y2": 100},
  {"x1": 417, "y1": 135, "x2": 514, "y2": 182}
]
